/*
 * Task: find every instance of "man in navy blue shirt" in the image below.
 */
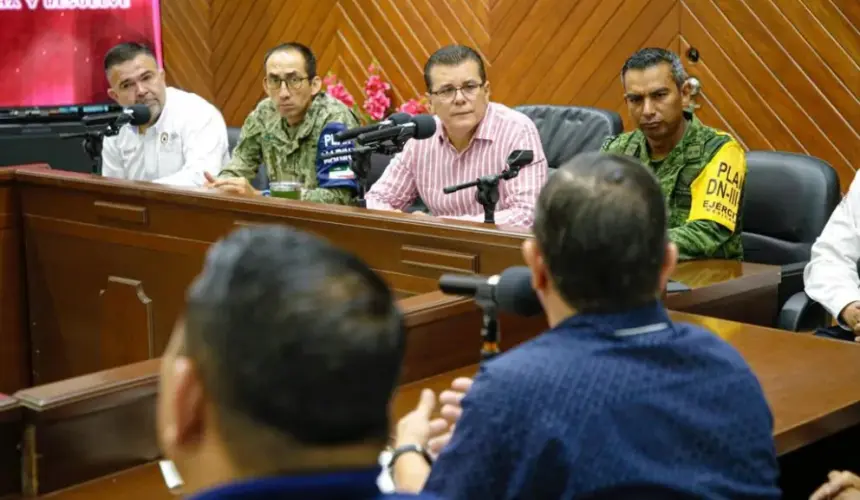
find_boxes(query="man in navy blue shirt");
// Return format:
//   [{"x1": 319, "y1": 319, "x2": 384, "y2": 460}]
[
  {"x1": 391, "y1": 152, "x2": 781, "y2": 498},
  {"x1": 156, "y1": 225, "x2": 439, "y2": 499}
]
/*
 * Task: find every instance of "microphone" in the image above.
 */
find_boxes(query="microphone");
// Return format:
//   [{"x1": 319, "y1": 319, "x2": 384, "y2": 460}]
[
  {"x1": 356, "y1": 114, "x2": 436, "y2": 145},
  {"x1": 439, "y1": 266, "x2": 543, "y2": 317},
  {"x1": 83, "y1": 104, "x2": 151, "y2": 127},
  {"x1": 441, "y1": 266, "x2": 691, "y2": 317},
  {"x1": 334, "y1": 112, "x2": 411, "y2": 142}
]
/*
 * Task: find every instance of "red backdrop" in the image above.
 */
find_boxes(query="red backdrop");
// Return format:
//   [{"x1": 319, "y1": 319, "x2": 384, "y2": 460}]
[{"x1": 0, "y1": 0, "x2": 162, "y2": 108}]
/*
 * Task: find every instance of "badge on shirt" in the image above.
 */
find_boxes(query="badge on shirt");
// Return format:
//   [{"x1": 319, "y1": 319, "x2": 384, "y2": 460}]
[{"x1": 159, "y1": 132, "x2": 182, "y2": 153}]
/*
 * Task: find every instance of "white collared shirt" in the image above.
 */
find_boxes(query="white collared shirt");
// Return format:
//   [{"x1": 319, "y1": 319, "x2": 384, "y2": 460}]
[
  {"x1": 804, "y1": 172, "x2": 860, "y2": 329},
  {"x1": 101, "y1": 87, "x2": 229, "y2": 187}
]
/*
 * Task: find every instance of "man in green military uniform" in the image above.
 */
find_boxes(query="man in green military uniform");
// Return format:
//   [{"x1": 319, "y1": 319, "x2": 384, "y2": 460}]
[
  {"x1": 206, "y1": 42, "x2": 359, "y2": 205},
  {"x1": 602, "y1": 48, "x2": 747, "y2": 261}
]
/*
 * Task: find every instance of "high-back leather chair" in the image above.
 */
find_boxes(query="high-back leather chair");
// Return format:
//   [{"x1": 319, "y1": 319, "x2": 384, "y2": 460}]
[
  {"x1": 742, "y1": 151, "x2": 840, "y2": 265},
  {"x1": 740, "y1": 151, "x2": 841, "y2": 330},
  {"x1": 227, "y1": 126, "x2": 241, "y2": 154},
  {"x1": 514, "y1": 105, "x2": 624, "y2": 171},
  {"x1": 367, "y1": 152, "x2": 393, "y2": 189},
  {"x1": 226, "y1": 126, "x2": 268, "y2": 190}
]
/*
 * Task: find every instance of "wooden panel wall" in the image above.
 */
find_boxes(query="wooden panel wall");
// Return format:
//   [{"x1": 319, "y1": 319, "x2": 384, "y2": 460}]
[
  {"x1": 161, "y1": 0, "x2": 213, "y2": 103},
  {"x1": 681, "y1": 0, "x2": 859, "y2": 192},
  {"x1": 160, "y1": 0, "x2": 858, "y2": 187}
]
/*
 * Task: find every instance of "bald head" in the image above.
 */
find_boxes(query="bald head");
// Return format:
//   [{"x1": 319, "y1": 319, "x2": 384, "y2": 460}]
[{"x1": 533, "y1": 152, "x2": 671, "y2": 312}]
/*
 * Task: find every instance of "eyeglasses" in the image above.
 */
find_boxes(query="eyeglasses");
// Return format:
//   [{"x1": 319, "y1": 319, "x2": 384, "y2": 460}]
[
  {"x1": 429, "y1": 82, "x2": 484, "y2": 101},
  {"x1": 265, "y1": 75, "x2": 309, "y2": 91}
]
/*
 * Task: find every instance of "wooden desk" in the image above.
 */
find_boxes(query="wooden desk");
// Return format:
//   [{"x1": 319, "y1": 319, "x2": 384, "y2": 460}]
[
  {"x1": 14, "y1": 360, "x2": 160, "y2": 497},
  {"x1": 670, "y1": 260, "x2": 779, "y2": 327},
  {"x1": 40, "y1": 463, "x2": 170, "y2": 500},
  {"x1": 2, "y1": 291, "x2": 516, "y2": 497},
  {"x1": 0, "y1": 396, "x2": 21, "y2": 499},
  {"x1": 39, "y1": 312, "x2": 860, "y2": 500},
  {"x1": 395, "y1": 312, "x2": 860, "y2": 457},
  {"x1": 0, "y1": 166, "x2": 778, "y2": 390}
]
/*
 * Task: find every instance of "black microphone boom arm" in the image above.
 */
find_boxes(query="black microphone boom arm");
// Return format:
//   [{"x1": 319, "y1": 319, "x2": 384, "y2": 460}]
[{"x1": 442, "y1": 149, "x2": 535, "y2": 224}]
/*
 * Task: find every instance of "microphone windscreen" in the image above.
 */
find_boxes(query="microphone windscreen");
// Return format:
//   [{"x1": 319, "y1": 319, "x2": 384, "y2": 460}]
[
  {"x1": 128, "y1": 104, "x2": 152, "y2": 125},
  {"x1": 410, "y1": 114, "x2": 437, "y2": 139},
  {"x1": 387, "y1": 112, "x2": 412, "y2": 125},
  {"x1": 439, "y1": 274, "x2": 485, "y2": 297},
  {"x1": 495, "y1": 266, "x2": 543, "y2": 317}
]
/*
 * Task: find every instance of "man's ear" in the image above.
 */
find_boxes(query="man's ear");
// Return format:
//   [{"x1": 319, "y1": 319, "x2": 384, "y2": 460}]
[
  {"x1": 171, "y1": 357, "x2": 206, "y2": 449},
  {"x1": 680, "y1": 80, "x2": 692, "y2": 110},
  {"x1": 659, "y1": 241, "x2": 679, "y2": 293},
  {"x1": 425, "y1": 93, "x2": 435, "y2": 115},
  {"x1": 521, "y1": 238, "x2": 547, "y2": 294},
  {"x1": 310, "y1": 75, "x2": 322, "y2": 96}
]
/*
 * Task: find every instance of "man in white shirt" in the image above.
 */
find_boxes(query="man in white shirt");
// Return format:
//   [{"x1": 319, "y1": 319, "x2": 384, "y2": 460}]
[
  {"x1": 805, "y1": 172, "x2": 860, "y2": 340},
  {"x1": 101, "y1": 42, "x2": 229, "y2": 187}
]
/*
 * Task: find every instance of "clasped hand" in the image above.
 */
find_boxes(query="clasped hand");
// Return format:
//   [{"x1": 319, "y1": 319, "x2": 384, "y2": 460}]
[
  {"x1": 395, "y1": 377, "x2": 473, "y2": 456},
  {"x1": 810, "y1": 471, "x2": 860, "y2": 499},
  {"x1": 203, "y1": 171, "x2": 257, "y2": 196},
  {"x1": 839, "y1": 301, "x2": 860, "y2": 342}
]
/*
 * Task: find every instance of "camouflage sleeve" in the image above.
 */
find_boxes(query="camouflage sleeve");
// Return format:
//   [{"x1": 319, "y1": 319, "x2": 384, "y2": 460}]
[
  {"x1": 599, "y1": 135, "x2": 617, "y2": 153},
  {"x1": 668, "y1": 221, "x2": 735, "y2": 260},
  {"x1": 300, "y1": 105, "x2": 361, "y2": 206},
  {"x1": 670, "y1": 140, "x2": 747, "y2": 260},
  {"x1": 317, "y1": 105, "x2": 359, "y2": 137},
  {"x1": 218, "y1": 107, "x2": 263, "y2": 180}
]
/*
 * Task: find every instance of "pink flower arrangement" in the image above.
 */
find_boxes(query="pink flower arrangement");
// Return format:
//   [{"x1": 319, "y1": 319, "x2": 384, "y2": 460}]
[
  {"x1": 324, "y1": 63, "x2": 427, "y2": 124},
  {"x1": 322, "y1": 74, "x2": 355, "y2": 108},
  {"x1": 398, "y1": 97, "x2": 429, "y2": 115},
  {"x1": 363, "y1": 64, "x2": 391, "y2": 121}
]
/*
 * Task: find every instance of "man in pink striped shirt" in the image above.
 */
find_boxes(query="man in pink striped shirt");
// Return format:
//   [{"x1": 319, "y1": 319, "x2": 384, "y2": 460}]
[{"x1": 365, "y1": 45, "x2": 547, "y2": 228}]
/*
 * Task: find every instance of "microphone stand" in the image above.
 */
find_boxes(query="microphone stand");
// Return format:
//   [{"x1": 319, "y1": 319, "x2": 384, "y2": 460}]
[
  {"x1": 443, "y1": 166, "x2": 521, "y2": 225},
  {"x1": 59, "y1": 121, "x2": 123, "y2": 176},
  {"x1": 442, "y1": 150, "x2": 534, "y2": 224},
  {"x1": 474, "y1": 278, "x2": 500, "y2": 361}
]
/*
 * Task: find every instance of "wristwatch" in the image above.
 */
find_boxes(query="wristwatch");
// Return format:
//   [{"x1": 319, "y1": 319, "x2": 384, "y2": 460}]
[{"x1": 386, "y1": 443, "x2": 433, "y2": 468}]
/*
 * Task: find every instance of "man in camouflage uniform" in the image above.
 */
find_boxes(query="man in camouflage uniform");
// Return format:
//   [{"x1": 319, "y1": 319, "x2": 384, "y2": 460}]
[
  {"x1": 207, "y1": 42, "x2": 359, "y2": 205},
  {"x1": 602, "y1": 48, "x2": 747, "y2": 261}
]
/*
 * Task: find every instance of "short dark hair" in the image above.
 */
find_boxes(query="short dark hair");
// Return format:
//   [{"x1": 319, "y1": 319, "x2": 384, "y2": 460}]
[
  {"x1": 534, "y1": 152, "x2": 668, "y2": 313},
  {"x1": 264, "y1": 42, "x2": 317, "y2": 78},
  {"x1": 621, "y1": 47, "x2": 687, "y2": 88},
  {"x1": 423, "y1": 44, "x2": 486, "y2": 90},
  {"x1": 104, "y1": 42, "x2": 156, "y2": 73},
  {"x1": 183, "y1": 225, "x2": 404, "y2": 454}
]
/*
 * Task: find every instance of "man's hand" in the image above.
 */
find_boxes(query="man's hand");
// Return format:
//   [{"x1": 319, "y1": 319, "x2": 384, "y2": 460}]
[
  {"x1": 392, "y1": 389, "x2": 446, "y2": 493},
  {"x1": 427, "y1": 377, "x2": 473, "y2": 456},
  {"x1": 396, "y1": 389, "x2": 443, "y2": 448},
  {"x1": 811, "y1": 470, "x2": 860, "y2": 500},
  {"x1": 838, "y1": 302, "x2": 860, "y2": 341},
  {"x1": 203, "y1": 171, "x2": 257, "y2": 196}
]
